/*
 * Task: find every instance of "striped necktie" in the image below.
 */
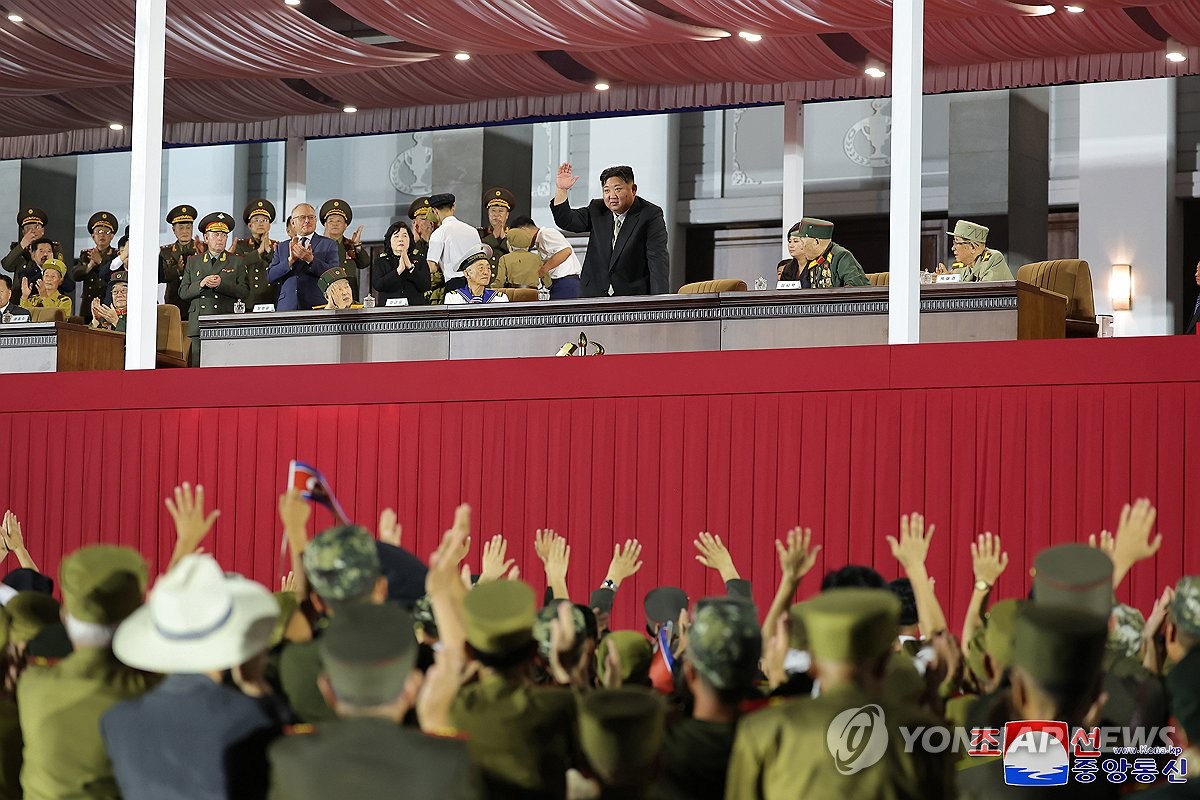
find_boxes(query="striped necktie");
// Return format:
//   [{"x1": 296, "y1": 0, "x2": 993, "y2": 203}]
[{"x1": 611, "y1": 216, "x2": 622, "y2": 249}]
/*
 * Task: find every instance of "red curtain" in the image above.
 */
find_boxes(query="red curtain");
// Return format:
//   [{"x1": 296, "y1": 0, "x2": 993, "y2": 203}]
[{"x1": 2, "y1": 337, "x2": 1198, "y2": 634}]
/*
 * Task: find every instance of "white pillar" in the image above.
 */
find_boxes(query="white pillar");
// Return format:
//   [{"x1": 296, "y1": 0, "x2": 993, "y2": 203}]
[
  {"x1": 782, "y1": 100, "x2": 805, "y2": 258},
  {"x1": 284, "y1": 136, "x2": 308, "y2": 222},
  {"x1": 125, "y1": 0, "x2": 166, "y2": 370},
  {"x1": 887, "y1": 0, "x2": 923, "y2": 345},
  {"x1": 1078, "y1": 79, "x2": 1176, "y2": 336}
]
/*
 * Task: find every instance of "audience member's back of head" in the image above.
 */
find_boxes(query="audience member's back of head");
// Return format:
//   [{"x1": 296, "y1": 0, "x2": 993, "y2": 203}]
[{"x1": 821, "y1": 565, "x2": 886, "y2": 592}]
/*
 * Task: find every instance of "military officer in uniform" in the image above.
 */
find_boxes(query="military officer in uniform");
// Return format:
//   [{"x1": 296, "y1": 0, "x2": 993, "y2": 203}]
[
  {"x1": 72, "y1": 211, "x2": 119, "y2": 324},
  {"x1": 490, "y1": 226, "x2": 546, "y2": 289},
  {"x1": 776, "y1": 218, "x2": 870, "y2": 288},
  {"x1": 268, "y1": 604, "x2": 482, "y2": 799},
  {"x1": 314, "y1": 266, "x2": 361, "y2": 310},
  {"x1": 232, "y1": 198, "x2": 279, "y2": 309},
  {"x1": 936, "y1": 220, "x2": 1013, "y2": 282},
  {"x1": 319, "y1": 199, "x2": 366, "y2": 301},
  {"x1": 1, "y1": 208, "x2": 66, "y2": 288},
  {"x1": 480, "y1": 187, "x2": 515, "y2": 273},
  {"x1": 724, "y1": 588, "x2": 955, "y2": 800},
  {"x1": 17, "y1": 545, "x2": 155, "y2": 800},
  {"x1": 409, "y1": 197, "x2": 444, "y2": 304},
  {"x1": 90, "y1": 270, "x2": 129, "y2": 333},
  {"x1": 159, "y1": 204, "x2": 205, "y2": 321},
  {"x1": 178, "y1": 212, "x2": 249, "y2": 366}
]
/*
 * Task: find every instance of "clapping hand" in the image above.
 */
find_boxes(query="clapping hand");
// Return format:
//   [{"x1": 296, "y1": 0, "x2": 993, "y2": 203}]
[
  {"x1": 200, "y1": 274, "x2": 222, "y2": 289},
  {"x1": 88, "y1": 247, "x2": 102, "y2": 268},
  {"x1": 555, "y1": 162, "x2": 580, "y2": 191},
  {"x1": 351, "y1": 225, "x2": 363, "y2": 247}
]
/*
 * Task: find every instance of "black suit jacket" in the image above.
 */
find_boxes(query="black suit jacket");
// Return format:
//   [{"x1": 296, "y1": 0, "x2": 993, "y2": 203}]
[
  {"x1": 1186, "y1": 295, "x2": 1200, "y2": 335},
  {"x1": 550, "y1": 195, "x2": 669, "y2": 296}
]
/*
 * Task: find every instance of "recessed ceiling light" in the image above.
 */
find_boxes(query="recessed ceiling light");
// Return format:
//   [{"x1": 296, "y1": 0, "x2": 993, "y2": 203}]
[
  {"x1": 283, "y1": 0, "x2": 300, "y2": 6},
  {"x1": 1064, "y1": 4, "x2": 1084, "y2": 11},
  {"x1": 865, "y1": 66, "x2": 887, "y2": 78},
  {"x1": 738, "y1": 31, "x2": 763, "y2": 42},
  {"x1": 7, "y1": 13, "x2": 22, "y2": 22},
  {"x1": 342, "y1": 105, "x2": 357, "y2": 113},
  {"x1": 454, "y1": 52, "x2": 471, "y2": 61},
  {"x1": 1167, "y1": 49, "x2": 1187, "y2": 63},
  {"x1": 108, "y1": 122, "x2": 124, "y2": 131},
  {"x1": 594, "y1": 82, "x2": 610, "y2": 91}
]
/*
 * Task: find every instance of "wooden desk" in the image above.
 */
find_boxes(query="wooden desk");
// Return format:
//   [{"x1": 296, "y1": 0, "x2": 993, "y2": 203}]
[
  {"x1": 0, "y1": 322, "x2": 189, "y2": 373},
  {"x1": 55, "y1": 323, "x2": 125, "y2": 371}
]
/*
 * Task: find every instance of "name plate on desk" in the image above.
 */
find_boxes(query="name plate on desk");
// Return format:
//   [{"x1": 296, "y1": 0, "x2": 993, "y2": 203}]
[
  {"x1": 385, "y1": 298, "x2": 409, "y2": 307},
  {"x1": 935, "y1": 274, "x2": 962, "y2": 283},
  {"x1": 776, "y1": 281, "x2": 802, "y2": 290},
  {"x1": 253, "y1": 304, "x2": 276, "y2": 313}
]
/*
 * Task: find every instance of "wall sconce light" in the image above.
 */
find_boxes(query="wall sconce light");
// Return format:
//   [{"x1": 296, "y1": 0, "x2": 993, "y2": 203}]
[{"x1": 1110, "y1": 263, "x2": 1133, "y2": 311}]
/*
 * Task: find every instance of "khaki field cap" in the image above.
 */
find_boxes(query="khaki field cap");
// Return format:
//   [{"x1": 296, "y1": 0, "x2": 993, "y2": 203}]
[
  {"x1": 1031, "y1": 544, "x2": 1114, "y2": 619},
  {"x1": 464, "y1": 580, "x2": 537, "y2": 655},
  {"x1": 949, "y1": 219, "x2": 989, "y2": 244},
  {"x1": 797, "y1": 587, "x2": 900, "y2": 663},
  {"x1": 60, "y1": 545, "x2": 148, "y2": 625}
]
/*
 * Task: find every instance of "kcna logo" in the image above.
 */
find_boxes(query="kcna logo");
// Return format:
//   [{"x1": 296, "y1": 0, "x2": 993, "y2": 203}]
[{"x1": 826, "y1": 704, "x2": 889, "y2": 775}]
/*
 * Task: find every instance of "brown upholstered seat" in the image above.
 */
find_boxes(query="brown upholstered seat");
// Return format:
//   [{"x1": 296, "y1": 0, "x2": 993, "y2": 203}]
[
  {"x1": 28, "y1": 307, "x2": 65, "y2": 323},
  {"x1": 678, "y1": 279, "x2": 748, "y2": 293},
  {"x1": 1016, "y1": 259, "x2": 1098, "y2": 337},
  {"x1": 867, "y1": 272, "x2": 890, "y2": 286},
  {"x1": 497, "y1": 288, "x2": 538, "y2": 302},
  {"x1": 156, "y1": 304, "x2": 185, "y2": 358}
]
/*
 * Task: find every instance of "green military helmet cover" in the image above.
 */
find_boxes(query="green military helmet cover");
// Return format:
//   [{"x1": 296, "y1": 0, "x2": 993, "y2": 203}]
[
  {"x1": 598, "y1": 629, "x2": 653, "y2": 686},
  {"x1": 463, "y1": 579, "x2": 536, "y2": 656},
  {"x1": 688, "y1": 597, "x2": 762, "y2": 691},
  {"x1": 302, "y1": 524, "x2": 381, "y2": 602},
  {"x1": 949, "y1": 219, "x2": 990, "y2": 244},
  {"x1": 533, "y1": 599, "x2": 587, "y2": 660},
  {"x1": 788, "y1": 217, "x2": 834, "y2": 240},
  {"x1": 59, "y1": 544, "x2": 148, "y2": 625},
  {"x1": 6, "y1": 591, "x2": 62, "y2": 644},
  {"x1": 797, "y1": 587, "x2": 900, "y2": 663},
  {"x1": 319, "y1": 603, "x2": 418, "y2": 708},
  {"x1": 983, "y1": 598, "x2": 1023, "y2": 671},
  {"x1": 319, "y1": 199, "x2": 352, "y2": 225},
  {"x1": 243, "y1": 198, "x2": 277, "y2": 224},
  {"x1": 578, "y1": 687, "x2": 665, "y2": 787},
  {"x1": 1108, "y1": 602, "x2": 1147, "y2": 659},
  {"x1": 1032, "y1": 544, "x2": 1114, "y2": 619},
  {"x1": 87, "y1": 211, "x2": 117, "y2": 234},
  {"x1": 1170, "y1": 575, "x2": 1200, "y2": 637},
  {"x1": 1011, "y1": 602, "x2": 1108, "y2": 690},
  {"x1": 505, "y1": 227, "x2": 534, "y2": 250},
  {"x1": 18, "y1": 207, "x2": 48, "y2": 227},
  {"x1": 643, "y1": 586, "x2": 688, "y2": 628},
  {"x1": 318, "y1": 266, "x2": 350, "y2": 295},
  {"x1": 166, "y1": 205, "x2": 196, "y2": 225}
]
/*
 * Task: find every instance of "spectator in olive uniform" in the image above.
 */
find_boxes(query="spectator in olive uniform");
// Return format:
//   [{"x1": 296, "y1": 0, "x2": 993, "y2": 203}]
[
  {"x1": 232, "y1": 198, "x2": 280, "y2": 309},
  {"x1": 319, "y1": 199, "x2": 367, "y2": 300},
  {"x1": 90, "y1": 270, "x2": 128, "y2": 332},
  {"x1": 479, "y1": 187, "x2": 515, "y2": 269},
  {"x1": 2, "y1": 208, "x2": 68, "y2": 293},
  {"x1": 7, "y1": 237, "x2": 57, "y2": 310},
  {"x1": 579, "y1": 688, "x2": 665, "y2": 800},
  {"x1": 159, "y1": 204, "x2": 204, "y2": 321},
  {"x1": 315, "y1": 266, "x2": 361, "y2": 310},
  {"x1": 17, "y1": 546, "x2": 154, "y2": 800},
  {"x1": 409, "y1": 196, "x2": 444, "y2": 303},
  {"x1": 178, "y1": 212, "x2": 249, "y2": 366},
  {"x1": 776, "y1": 217, "x2": 869, "y2": 288},
  {"x1": 72, "y1": 211, "x2": 119, "y2": 324},
  {"x1": 19, "y1": 258, "x2": 72, "y2": 315},
  {"x1": 936, "y1": 220, "x2": 1013, "y2": 282}
]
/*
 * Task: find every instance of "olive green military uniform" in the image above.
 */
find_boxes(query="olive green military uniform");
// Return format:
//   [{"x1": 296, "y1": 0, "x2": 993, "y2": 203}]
[
  {"x1": 159, "y1": 205, "x2": 204, "y2": 321},
  {"x1": 73, "y1": 212, "x2": 120, "y2": 325},
  {"x1": 278, "y1": 639, "x2": 336, "y2": 723},
  {"x1": 409, "y1": 197, "x2": 444, "y2": 304},
  {"x1": 480, "y1": 187, "x2": 516, "y2": 276},
  {"x1": 232, "y1": 199, "x2": 279, "y2": 309},
  {"x1": 319, "y1": 200, "x2": 365, "y2": 301},
  {"x1": 17, "y1": 546, "x2": 154, "y2": 800},
  {"x1": 951, "y1": 250, "x2": 1012, "y2": 283},
  {"x1": 2, "y1": 207, "x2": 65, "y2": 283},
  {"x1": 492, "y1": 227, "x2": 547, "y2": 289},
  {"x1": 178, "y1": 213, "x2": 249, "y2": 366},
  {"x1": 779, "y1": 218, "x2": 869, "y2": 288}
]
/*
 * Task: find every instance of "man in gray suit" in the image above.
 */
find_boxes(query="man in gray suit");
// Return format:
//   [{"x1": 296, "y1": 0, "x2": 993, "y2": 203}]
[{"x1": 551, "y1": 163, "x2": 669, "y2": 297}]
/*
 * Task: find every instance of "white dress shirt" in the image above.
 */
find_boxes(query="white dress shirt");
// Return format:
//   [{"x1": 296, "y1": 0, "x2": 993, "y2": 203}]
[
  {"x1": 426, "y1": 215, "x2": 483, "y2": 282},
  {"x1": 534, "y1": 227, "x2": 582, "y2": 279}
]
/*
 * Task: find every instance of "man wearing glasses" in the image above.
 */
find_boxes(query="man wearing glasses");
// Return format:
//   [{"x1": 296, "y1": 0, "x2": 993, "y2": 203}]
[
  {"x1": 267, "y1": 203, "x2": 339, "y2": 311},
  {"x1": 936, "y1": 220, "x2": 1013, "y2": 282}
]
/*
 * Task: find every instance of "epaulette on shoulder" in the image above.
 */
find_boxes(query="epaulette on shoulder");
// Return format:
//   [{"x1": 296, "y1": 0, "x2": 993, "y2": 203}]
[{"x1": 284, "y1": 723, "x2": 316, "y2": 736}]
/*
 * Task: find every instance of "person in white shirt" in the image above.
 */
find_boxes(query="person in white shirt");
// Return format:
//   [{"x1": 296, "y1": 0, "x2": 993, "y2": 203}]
[
  {"x1": 425, "y1": 193, "x2": 483, "y2": 295},
  {"x1": 509, "y1": 216, "x2": 583, "y2": 299}
]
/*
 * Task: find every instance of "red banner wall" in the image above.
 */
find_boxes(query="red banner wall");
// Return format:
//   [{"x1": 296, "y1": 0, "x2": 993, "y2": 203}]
[{"x1": 2, "y1": 336, "x2": 1198, "y2": 634}]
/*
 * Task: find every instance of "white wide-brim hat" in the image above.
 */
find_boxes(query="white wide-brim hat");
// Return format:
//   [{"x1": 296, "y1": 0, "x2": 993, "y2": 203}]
[{"x1": 114, "y1": 554, "x2": 278, "y2": 673}]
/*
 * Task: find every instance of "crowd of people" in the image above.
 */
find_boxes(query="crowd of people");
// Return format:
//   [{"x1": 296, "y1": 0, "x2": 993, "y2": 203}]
[{"x1": 0, "y1": 483, "x2": 1194, "y2": 799}]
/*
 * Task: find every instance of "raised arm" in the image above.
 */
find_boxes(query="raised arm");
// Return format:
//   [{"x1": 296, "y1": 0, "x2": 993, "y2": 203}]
[
  {"x1": 761, "y1": 526, "x2": 821, "y2": 643},
  {"x1": 886, "y1": 512, "x2": 948, "y2": 637},
  {"x1": 164, "y1": 482, "x2": 221, "y2": 572},
  {"x1": 549, "y1": 162, "x2": 592, "y2": 233},
  {"x1": 1, "y1": 510, "x2": 39, "y2": 572},
  {"x1": 960, "y1": 532, "x2": 1009, "y2": 654},
  {"x1": 693, "y1": 532, "x2": 751, "y2": 599}
]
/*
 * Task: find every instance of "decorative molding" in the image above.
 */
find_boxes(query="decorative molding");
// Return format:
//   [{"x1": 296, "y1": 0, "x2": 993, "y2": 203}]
[
  {"x1": 0, "y1": 332, "x2": 56, "y2": 348},
  {"x1": 201, "y1": 317, "x2": 446, "y2": 340}
]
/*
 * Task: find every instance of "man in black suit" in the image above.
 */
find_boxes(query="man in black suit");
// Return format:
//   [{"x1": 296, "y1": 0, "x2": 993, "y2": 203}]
[
  {"x1": 551, "y1": 163, "x2": 669, "y2": 297},
  {"x1": 0, "y1": 274, "x2": 31, "y2": 321},
  {"x1": 1187, "y1": 260, "x2": 1200, "y2": 335}
]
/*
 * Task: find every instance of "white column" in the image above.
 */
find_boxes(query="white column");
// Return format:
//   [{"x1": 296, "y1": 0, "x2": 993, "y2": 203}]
[
  {"x1": 1078, "y1": 79, "x2": 1176, "y2": 336},
  {"x1": 781, "y1": 100, "x2": 805, "y2": 258},
  {"x1": 887, "y1": 0, "x2": 923, "y2": 345},
  {"x1": 284, "y1": 136, "x2": 308, "y2": 221},
  {"x1": 125, "y1": 0, "x2": 166, "y2": 370}
]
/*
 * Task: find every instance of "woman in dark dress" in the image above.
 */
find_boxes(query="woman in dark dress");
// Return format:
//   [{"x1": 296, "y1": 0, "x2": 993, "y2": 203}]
[{"x1": 371, "y1": 220, "x2": 430, "y2": 306}]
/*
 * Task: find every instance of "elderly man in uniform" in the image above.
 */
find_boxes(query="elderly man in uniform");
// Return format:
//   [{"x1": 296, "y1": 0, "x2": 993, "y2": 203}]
[
  {"x1": 480, "y1": 187, "x2": 515, "y2": 269},
  {"x1": 268, "y1": 603, "x2": 482, "y2": 799},
  {"x1": 159, "y1": 204, "x2": 204, "y2": 321},
  {"x1": 19, "y1": 258, "x2": 72, "y2": 316},
  {"x1": 314, "y1": 266, "x2": 361, "y2": 310},
  {"x1": 73, "y1": 211, "x2": 120, "y2": 325},
  {"x1": 233, "y1": 198, "x2": 279, "y2": 310},
  {"x1": 409, "y1": 197, "x2": 444, "y2": 303},
  {"x1": 502, "y1": 217, "x2": 585, "y2": 299},
  {"x1": 90, "y1": 269, "x2": 129, "y2": 332},
  {"x1": 776, "y1": 218, "x2": 870, "y2": 288},
  {"x1": 17, "y1": 545, "x2": 155, "y2": 800},
  {"x1": 725, "y1": 588, "x2": 955, "y2": 800},
  {"x1": 178, "y1": 212, "x2": 249, "y2": 366},
  {"x1": 426, "y1": 193, "x2": 484, "y2": 296},
  {"x1": 319, "y1": 199, "x2": 366, "y2": 300},
  {"x1": 2, "y1": 208, "x2": 67, "y2": 289},
  {"x1": 936, "y1": 220, "x2": 1013, "y2": 282}
]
